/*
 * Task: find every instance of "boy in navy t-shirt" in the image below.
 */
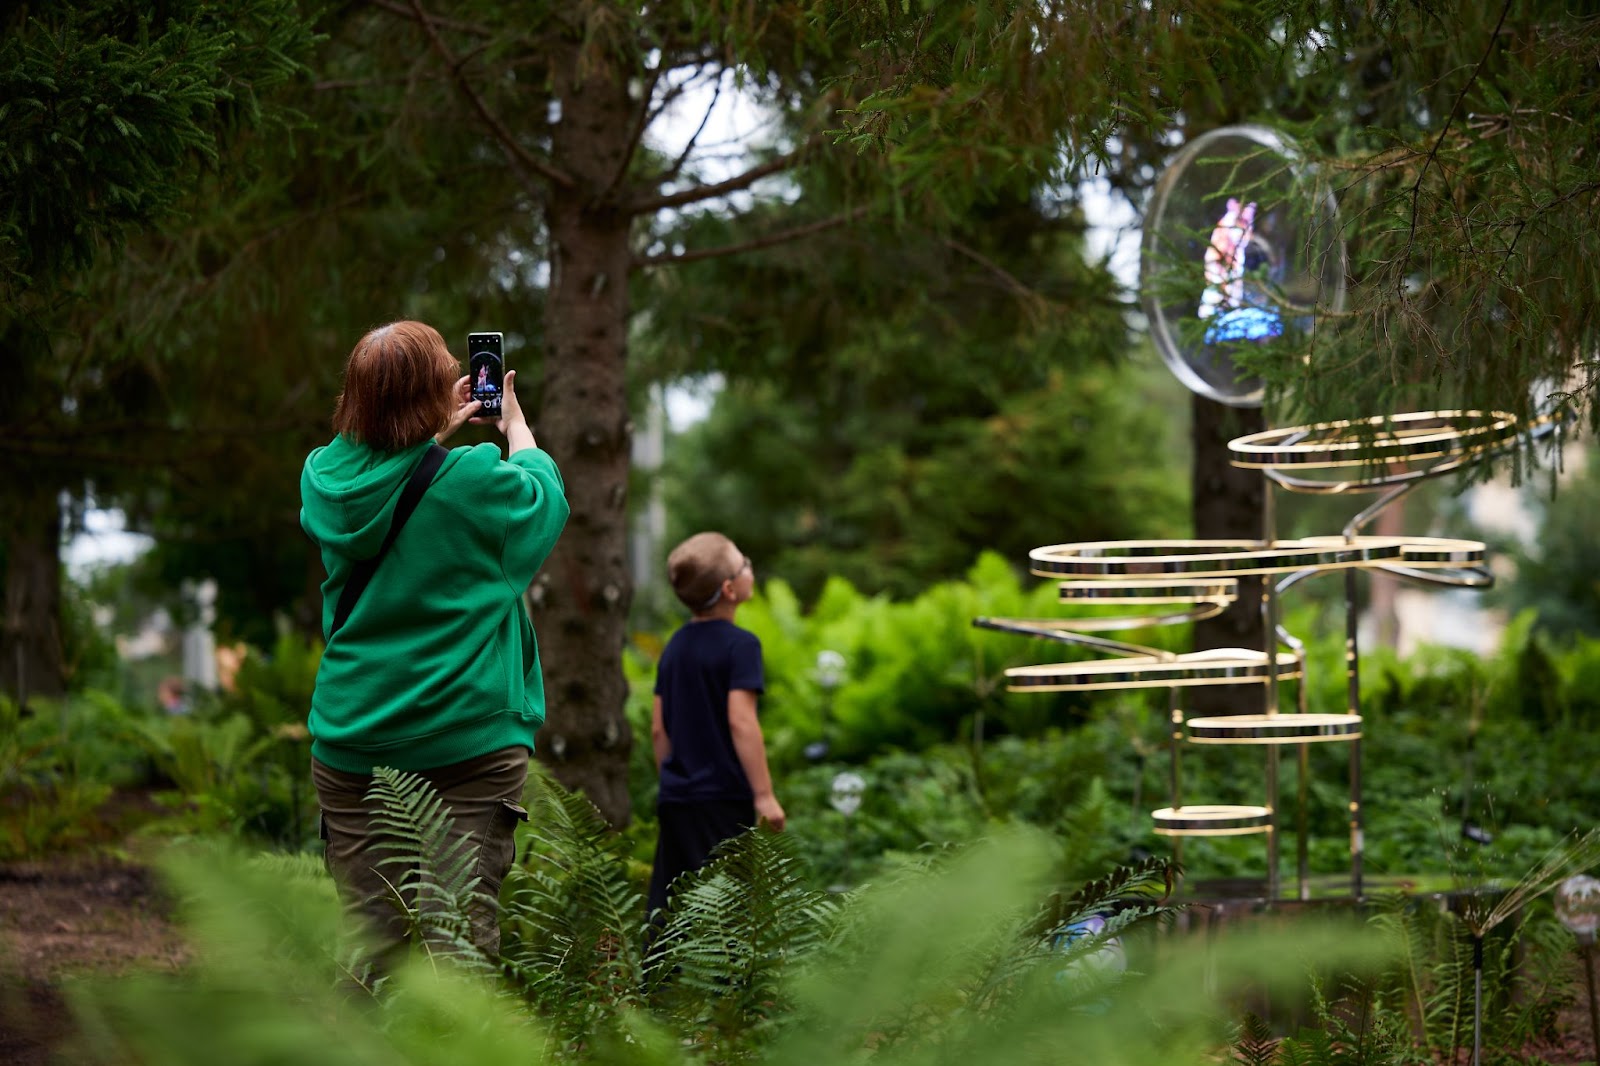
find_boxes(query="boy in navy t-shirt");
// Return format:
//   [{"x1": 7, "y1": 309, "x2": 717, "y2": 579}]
[{"x1": 647, "y1": 531, "x2": 786, "y2": 922}]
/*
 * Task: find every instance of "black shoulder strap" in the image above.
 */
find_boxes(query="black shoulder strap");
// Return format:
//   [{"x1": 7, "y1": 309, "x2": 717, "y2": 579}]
[{"x1": 330, "y1": 443, "x2": 448, "y2": 637}]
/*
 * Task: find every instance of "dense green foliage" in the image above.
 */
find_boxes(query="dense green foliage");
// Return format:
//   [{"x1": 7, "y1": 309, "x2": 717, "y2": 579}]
[
  {"x1": 0, "y1": 630, "x2": 318, "y2": 859},
  {"x1": 12, "y1": 555, "x2": 1600, "y2": 898},
  {"x1": 663, "y1": 360, "x2": 1190, "y2": 606},
  {"x1": 54, "y1": 767, "x2": 1592, "y2": 1066},
  {"x1": 0, "y1": 1, "x2": 315, "y2": 299},
  {"x1": 12, "y1": 564, "x2": 1600, "y2": 1061},
  {"x1": 64, "y1": 771, "x2": 1363, "y2": 1066},
  {"x1": 1487, "y1": 448, "x2": 1600, "y2": 639},
  {"x1": 0, "y1": 0, "x2": 320, "y2": 699},
  {"x1": 620, "y1": 559, "x2": 1600, "y2": 893}
]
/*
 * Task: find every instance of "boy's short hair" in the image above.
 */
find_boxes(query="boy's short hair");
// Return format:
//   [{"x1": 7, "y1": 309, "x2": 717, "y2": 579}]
[
  {"x1": 668, "y1": 532, "x2": 737, "y2": 611},
  {"x1": 332, "y1": 321, "x2": 460, "y2": 452}
]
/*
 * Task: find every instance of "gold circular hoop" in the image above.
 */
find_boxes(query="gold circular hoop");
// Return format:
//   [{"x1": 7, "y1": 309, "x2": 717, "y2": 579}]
[
  {"x1": 1152, "y1": 805, "x2": 1273, "y2": 837},
  {"x1": 974, "y1": 580, "x2": 1240, "y2": 636},
  {"x1": 1030, "y1": 537, "x2": 1408, "y2": 579},
  {"x1": 1057, "y1": 578, "x2": 1238, "y2": 606},
  {"x1": 1186, "y1": 713, "x2": 1362, "y2": 745},
  {"x1": 1294, "y1": 535, "x2": 1487, "y2": 568},
  {"x1": 1029, "y1": 536, "x2": 1485, "y2": 580},
  {"x1": 1004, "y1": 648, "x2": 1302, "y2": 692},
  {"x1": 1228, "y1": 410, "x2": 1519, "y2": 470}
]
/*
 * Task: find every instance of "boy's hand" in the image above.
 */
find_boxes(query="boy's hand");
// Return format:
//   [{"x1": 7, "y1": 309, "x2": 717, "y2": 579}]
[{"x1": 755, "y1": 793, "x2": 786, "y2": 832}]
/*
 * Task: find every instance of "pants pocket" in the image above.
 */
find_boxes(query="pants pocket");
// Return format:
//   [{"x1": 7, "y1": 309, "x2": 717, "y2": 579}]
[
  {"x1": 489, "y1": 800, "x2": 529, "y2": 872},
  {"x1": 467, "y1": 800, "x2": 529, "y2": 957}
]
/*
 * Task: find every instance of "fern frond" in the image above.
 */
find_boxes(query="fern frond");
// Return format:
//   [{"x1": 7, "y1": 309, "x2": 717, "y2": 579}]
[
  {"x1": 1369, "y1": 892, "x2": 1434, "y2": 1047},
  {"x1": 367, "y1": 768, "x2": 480, "y2": 894},
  {"x1": 499, "y1": 765, "x2": 647, "y2": 1049},
  {"x1": 647, "y1": 826, "x2": 840, "y2": 1056},
  {"x1": 1028, "y1": 854, "x2": 1178, "y2": 941},
  {"x1": 1230, "y1": 1011, "x2": 1280, "y2": 1066},
  {"x1": 1273, "y1": 1025, "x2": 1336, "y2": 1066},
  {"x1": 364, "y1": 766, "x2": 493, "y2": 976}
]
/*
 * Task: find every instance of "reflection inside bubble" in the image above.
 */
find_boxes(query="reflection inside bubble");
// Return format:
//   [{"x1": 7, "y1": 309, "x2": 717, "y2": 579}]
[{"x1": 1198, "y1": 198, "x2": 1284, "y2": 345}]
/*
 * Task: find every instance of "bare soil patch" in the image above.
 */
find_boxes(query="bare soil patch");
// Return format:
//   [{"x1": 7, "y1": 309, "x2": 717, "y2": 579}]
[{"x1": 0, "y1": 855, "x2": 186, "y2": 1065}]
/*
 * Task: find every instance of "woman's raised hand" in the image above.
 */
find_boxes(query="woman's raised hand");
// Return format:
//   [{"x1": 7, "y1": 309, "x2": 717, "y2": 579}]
[{"x1": 436, "y1": 375, "x2": 482, "y2": 444}]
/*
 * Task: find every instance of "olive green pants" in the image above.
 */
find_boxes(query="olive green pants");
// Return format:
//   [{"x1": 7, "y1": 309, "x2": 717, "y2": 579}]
[{"x1": 314, "y1": 746, "x2": 529, "y2": 976}]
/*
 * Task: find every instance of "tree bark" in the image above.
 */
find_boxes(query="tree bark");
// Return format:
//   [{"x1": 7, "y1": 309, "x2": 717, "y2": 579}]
[
  {"x1": 1, "y1": 482, "x2": 67, "y2": 704},
  {"x1": 1189, "y1": 395, "x2": 1266, "y2": 717},
  {"x1": 532, "y1": 50, "x2": 638, "y2": 826}
]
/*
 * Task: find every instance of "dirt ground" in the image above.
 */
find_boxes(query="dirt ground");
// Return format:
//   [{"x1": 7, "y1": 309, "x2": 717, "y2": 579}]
[
  {"x1": 0, "y1": 856, "x2": 187, "y2": 1065},
  {"x1": 1529, "y1": 996, "x2": 1600, "y2": 1066}
]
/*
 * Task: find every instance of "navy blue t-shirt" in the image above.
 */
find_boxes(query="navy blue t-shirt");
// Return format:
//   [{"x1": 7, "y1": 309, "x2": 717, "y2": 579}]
[{"x1": 655, "y1": 619, "x2": 764, "y2": 805}]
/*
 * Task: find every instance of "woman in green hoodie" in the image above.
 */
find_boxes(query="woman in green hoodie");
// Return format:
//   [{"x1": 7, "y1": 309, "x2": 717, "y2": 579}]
[{"x1": 300, "y1": 320, "x2": 568, "y2": 975}]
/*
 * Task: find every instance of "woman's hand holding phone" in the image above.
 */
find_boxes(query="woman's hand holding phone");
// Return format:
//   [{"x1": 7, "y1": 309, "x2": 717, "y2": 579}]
[
  {"x1": 485, "y1": 369, "x2": 537, "y2": 455},
  {"x1": 436, "y1": 376, "x2": 483, "y2": 444}
]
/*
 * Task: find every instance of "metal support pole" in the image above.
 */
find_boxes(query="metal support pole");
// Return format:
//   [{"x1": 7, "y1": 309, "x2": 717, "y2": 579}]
[
  {"x1": 1168, "y1": 687, "x2": 1184, "y2": 872},
  {"x1": 1297, "y1": 743, "x2": 1310, "y2": 900},
  {"x1": 1340, "y1": 485, "x2": 1413, "y2": 901},
  {"x1": 1345, "y1": 566, "x2": 1364, "y2": 899},
  {"x1": 1262, "y1": 483, "x2": 1280, "y2": 902},
  {"x1": 1583, "y1": 939, "x2": 1600, "y2": 1066},
  {"x1": 1281, "y1": 631, "x2": 1310, "y2": 901},
  {"x1": 1472, "y1": 934, "x2": 1484, "y2": 1066}
]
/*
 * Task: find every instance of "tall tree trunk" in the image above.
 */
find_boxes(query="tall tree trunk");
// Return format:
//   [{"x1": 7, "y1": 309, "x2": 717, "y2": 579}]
[
  {"x1": 533, "y1": 54, "x2": 637, "y2": 826},
  {"x1": 1, "y1": 483, "x2": 66, "y2": 704},
  {"x1": 1189, "y1": 395, "x2": 1266, "y2": 717}
]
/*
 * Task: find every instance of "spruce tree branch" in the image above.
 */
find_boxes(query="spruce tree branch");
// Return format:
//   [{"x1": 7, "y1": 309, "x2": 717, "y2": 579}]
[
  {"x1": 656, "y1": 73, "x2": 722, "y2": 189},
  {"x1": 633, "y1": 206, "x2": 870, "y2": 268},
  {"x1": 314, "y1": 74, "x2": 446, "y2": 91},
  {"x1": 601, "y1": 47, "x2": 671, "y2": 201},
  {"x1": 641, "y1": 74, "x2": 701, "y2": 137},
  {"x1": 1401, "y1": 0, "x2": 1514, "y2": 288},
  {"x1": 630, "y1": 136, "x2": 821, "y2": 214},
  {"x1": 943, "y1": 237, "x2": 1044, "y2": 308},
  {"x1": 404, "y1": 0, "x2": 574, "y2": 193},
  {"x1": 368, "y1": 0, "x2": 490, "y2": 37},
  {"x1": 1498, "y1": 180, "x2": 1600, "y2": 280},
  {"x1": 4, "y1": 416, "x2": 321, "y2": 445}
]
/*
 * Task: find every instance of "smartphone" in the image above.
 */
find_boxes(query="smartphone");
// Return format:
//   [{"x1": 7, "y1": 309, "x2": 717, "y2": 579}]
[{"x1": 467, "y1": 332, "x2": 505, "y2": 417}]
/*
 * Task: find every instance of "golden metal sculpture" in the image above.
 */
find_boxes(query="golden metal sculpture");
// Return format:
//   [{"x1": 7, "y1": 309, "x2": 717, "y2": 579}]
[
  {"x1": 1024, "y1": 124, "x2": 1568, "y2": 899},
  {"x1": 974, "y1": 411, "x2": 1557, "y2": 901}
]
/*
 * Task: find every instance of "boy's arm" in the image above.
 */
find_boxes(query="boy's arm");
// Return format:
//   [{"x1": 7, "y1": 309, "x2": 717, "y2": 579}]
[
  {"x1": 728, "y1": 689, "x2": 785, "y2": 831},
  {"x1": 651, "y1": 695, "x2": 669, "y2": 769}
]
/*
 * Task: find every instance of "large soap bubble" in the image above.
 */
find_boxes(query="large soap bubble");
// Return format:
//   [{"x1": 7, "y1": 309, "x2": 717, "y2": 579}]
[{"x1": 1139, "y1": 125, "x2": 1347, "y2": 407}]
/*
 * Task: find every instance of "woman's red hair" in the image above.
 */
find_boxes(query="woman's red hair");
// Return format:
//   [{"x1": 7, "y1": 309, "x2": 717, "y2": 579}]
[{"x1": 332, "y1": 321, "x2": 459, "y2": 451}]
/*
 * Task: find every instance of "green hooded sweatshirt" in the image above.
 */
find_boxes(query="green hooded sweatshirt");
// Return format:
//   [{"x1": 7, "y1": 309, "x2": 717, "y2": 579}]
[{"x1": 300, "y1": 436, "x2": 569, "y2": 774}]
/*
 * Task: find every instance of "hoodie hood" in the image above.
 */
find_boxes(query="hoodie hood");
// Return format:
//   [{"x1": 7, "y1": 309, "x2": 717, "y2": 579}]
[{"x1": 300, "y1": 435, "x2": 432, "y2": 561}]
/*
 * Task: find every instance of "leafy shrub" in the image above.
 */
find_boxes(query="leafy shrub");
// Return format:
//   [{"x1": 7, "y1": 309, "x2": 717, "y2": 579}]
[
  {"x1": 121, "y1": 636, "x2": 321, "y2": 846},
  {"x1": 627, "y1": 558, "x2": 1600, "y2": 893},
  {"x1": 0, "y1": 691, "x2": 151, "y2": 858},
  {"x1": 1231, "y1": 894, "x2": 1578, "y2": 1066},
  {"x1": 632, "y1": 550, "x2": 1185, "y2": 768}
]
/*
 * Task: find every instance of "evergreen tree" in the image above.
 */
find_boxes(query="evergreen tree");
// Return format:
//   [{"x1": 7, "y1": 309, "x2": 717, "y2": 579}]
[
  {"x1": 297, "y1": 1, "x2": 1265, "y2": 824},
  {"x1": 13, "y1": 1, "x2": 1598, "y2": 829},
  {"x1": 0, "y1": 1, "x2": 317, "y2": 700},
  {"x1": 646, "y1": 191, "x2": 1190, "y2": 604}
]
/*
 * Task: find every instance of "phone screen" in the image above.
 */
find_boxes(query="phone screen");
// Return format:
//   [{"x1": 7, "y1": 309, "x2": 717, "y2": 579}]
[{"x1": 467, "y1": 332, "x2": 505, "y2": 417}]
